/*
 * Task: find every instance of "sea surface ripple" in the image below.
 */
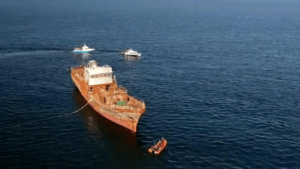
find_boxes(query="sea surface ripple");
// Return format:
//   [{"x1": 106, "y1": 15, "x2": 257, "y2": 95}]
[{"x1": 1, "y1": 1, "x2": 300, "y2": 168}]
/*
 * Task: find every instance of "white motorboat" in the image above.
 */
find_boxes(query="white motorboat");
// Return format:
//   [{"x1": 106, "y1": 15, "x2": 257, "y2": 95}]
[
  {"x1": 123, "y1": 48, "x2": 141, "y2": 57},
  {"x1": 73, "y1": 44, "x2": 95, "y2": 53}
]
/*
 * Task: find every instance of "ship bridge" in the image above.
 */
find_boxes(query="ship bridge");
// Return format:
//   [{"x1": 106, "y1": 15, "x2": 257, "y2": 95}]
[{"x1": 84, "y1": 60, "x2": 113, "y2": 86}]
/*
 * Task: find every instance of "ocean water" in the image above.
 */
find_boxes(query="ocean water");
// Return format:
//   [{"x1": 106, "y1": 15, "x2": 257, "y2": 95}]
[{"x1": 1, "y1": 0, "x2": 300, "y2": 168}]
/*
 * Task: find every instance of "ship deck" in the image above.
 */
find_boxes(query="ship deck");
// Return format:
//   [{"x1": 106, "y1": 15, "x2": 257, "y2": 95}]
[{"x1": 71, "y1": 66, "x2": 146, "y2": 115}]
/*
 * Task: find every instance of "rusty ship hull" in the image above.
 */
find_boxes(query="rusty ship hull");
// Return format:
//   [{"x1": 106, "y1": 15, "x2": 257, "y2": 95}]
[{"x1": 71, "y1": 65, "x2": 146, "y2": 133}]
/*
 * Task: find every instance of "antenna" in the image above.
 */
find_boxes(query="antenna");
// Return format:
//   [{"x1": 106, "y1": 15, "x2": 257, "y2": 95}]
[{"x1": 114, "y1": 76, "x2": 117, "y2": 86}]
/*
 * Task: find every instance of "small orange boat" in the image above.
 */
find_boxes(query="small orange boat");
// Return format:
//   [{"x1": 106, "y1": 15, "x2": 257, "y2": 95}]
[{"x1": 148, "y1": 138, "x2": 167, "y2": 155}]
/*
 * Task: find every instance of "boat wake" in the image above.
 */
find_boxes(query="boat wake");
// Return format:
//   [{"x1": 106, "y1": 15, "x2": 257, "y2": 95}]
[
  {"x1": 0, "y1": 46, "x2": 68, "y2": 52},
  {"x1": 0, "y1": 50, "x2": 65, "y2": 59},
  {"x1": 99, "y1": 49, "x2": 124, "y2": 53}
]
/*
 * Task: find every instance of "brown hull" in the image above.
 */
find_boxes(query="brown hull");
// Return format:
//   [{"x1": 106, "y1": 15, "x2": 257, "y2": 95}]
[
  {"x1": 148, "y1": 139, "x2": 167, "y2": 155},
  {"x1": 71, "y1": 67, "x2": 145, "y2": 133}
]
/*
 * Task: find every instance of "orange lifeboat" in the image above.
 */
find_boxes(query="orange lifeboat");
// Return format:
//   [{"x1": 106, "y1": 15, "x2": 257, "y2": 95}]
[{"x1": 148, "y1": 138, "x2": 167, "y2": 155}]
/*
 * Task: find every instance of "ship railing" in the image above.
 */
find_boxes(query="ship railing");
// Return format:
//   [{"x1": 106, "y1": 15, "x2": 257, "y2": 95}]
[
  {"x1": 118, "y1": 85, "x2": 128, "y2": 93},
  {"x1": 131, "y1": 95, "x2": 145, "y2": 105},
  {"x1": 111, "y1": 104, "x2": 136, "y2": 110},
  {"x1": 117, "y1": 86, "x2": 145, "y2": 105},
  {"x1": 71, "y1": 65, "x2": 85, "y2": 70}
]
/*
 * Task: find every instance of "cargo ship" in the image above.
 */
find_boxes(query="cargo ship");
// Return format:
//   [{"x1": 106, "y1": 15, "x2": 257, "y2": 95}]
[{"x1": 71, "y1": 60, "x2": 146, "y2": 133}]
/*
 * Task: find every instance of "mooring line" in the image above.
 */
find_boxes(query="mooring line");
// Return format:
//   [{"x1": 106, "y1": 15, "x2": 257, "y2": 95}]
[{"x1": 0, "y1": 99, "x2": 92, "y2": 131}]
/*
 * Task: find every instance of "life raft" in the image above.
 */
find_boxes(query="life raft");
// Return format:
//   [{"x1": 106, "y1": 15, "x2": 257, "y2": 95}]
[{"x1": 148, "y1": 138, "x2": 167, "y2": 155}]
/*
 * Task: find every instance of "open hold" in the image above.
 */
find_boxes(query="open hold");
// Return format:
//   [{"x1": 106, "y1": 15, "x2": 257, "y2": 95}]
[{"x1": 117, "y1": 101, "x2": 127, "y2": 105}]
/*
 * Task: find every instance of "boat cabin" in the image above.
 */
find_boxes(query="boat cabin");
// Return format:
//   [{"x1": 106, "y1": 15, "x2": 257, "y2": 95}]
[{"x1": 84, "y1": 60, "x2": 113, "y2": 86}]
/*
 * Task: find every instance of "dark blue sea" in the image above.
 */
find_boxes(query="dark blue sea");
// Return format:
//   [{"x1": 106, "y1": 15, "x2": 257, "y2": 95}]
[{"x1": 1, "y1": 0, "x2": 300, "y2": 168}]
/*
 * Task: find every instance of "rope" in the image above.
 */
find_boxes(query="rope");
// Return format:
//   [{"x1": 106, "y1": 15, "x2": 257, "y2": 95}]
[
  {"x1": 67, "y1": 99, "x2": 92, "y2": 115},
  {"x1": 0, "y1": 99, "x2": 92, "y2": 131}
]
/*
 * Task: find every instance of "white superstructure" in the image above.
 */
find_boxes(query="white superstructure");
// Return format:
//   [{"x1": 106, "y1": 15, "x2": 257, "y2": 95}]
[
  {"x1": 123, "y1": 48, "x2": 141, "y2": 57},
  {"x1": 84, "y1": 60, "x2": 113, "y2": 86},
  {"x1": 73, "y1": 44, "x2": 95, "y2": 53}
]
